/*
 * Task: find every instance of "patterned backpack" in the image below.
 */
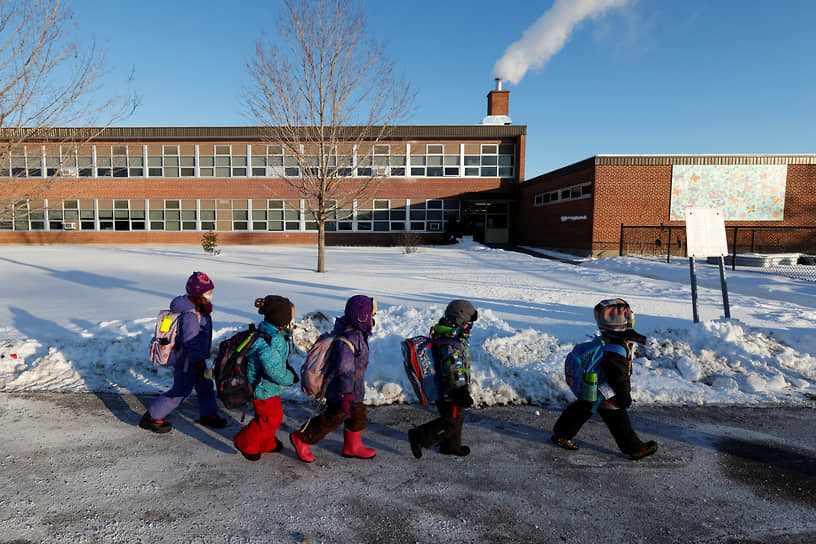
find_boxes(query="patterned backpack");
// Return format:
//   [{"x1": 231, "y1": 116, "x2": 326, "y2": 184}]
[
  {"x1": 148, "y1": 308, "x2": 199, "y2": 366},
  {"x1": 212, "y1": 325, "x2": 272, "y2": 410},
  {"x1": 300, "y1": 333, "x2": 355, "y2": 400},
  {"x1": 402, "y1": 334, "x2": 464, "y2": 405}
]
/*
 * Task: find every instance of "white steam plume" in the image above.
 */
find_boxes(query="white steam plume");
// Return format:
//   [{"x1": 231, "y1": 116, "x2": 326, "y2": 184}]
[{"x1": 493, "y1": 0, "x2": 631, "y2": 85}]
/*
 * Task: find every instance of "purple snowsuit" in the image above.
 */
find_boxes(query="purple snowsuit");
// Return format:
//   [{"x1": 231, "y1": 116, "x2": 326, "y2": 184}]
[
  {"x1": 147, "y1": 295, "x2": 218, "y2": 420},
  {"x1": 325, "y1": 316, "x2": 370, "y2": 404}
]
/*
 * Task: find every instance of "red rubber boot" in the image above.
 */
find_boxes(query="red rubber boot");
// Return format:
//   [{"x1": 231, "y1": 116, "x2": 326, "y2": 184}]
[
  {"x1": 290, "y1": 430, "x2": 315, "y2": 463},
  {"x1": 342, "y1": 429, "x2": 376, "y2": 459}
]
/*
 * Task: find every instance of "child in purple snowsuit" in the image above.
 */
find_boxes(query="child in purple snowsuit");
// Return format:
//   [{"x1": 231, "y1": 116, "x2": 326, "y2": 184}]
[
  {"x1": 139, "y1": 272, "x2": 227, "y2": 433},
  {"x1": 289, "y1": 295, "x2": 378, "y2": 462}
]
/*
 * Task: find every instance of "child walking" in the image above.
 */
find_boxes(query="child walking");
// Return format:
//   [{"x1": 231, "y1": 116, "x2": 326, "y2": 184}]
[
  {"x1": 140, "y1": 272, "x2": 227, "y2": 433},
  {"x1": 551, "y1": 298, "x2": 658, "y2": 460},
  {"x1": 290, "y1": 295, "x2": 377, "y2": 463},
  {"x1": 408, "y1": 299, "x2": 478, "y2": 458},
  {"x1": 233, "y1": 295, "x2": 298, "y2": 461}
]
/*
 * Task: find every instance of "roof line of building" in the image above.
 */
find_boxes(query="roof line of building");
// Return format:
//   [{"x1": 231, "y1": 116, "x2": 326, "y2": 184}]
[
  {"x1": 593, "y1": 154, "x2": 816, "y2": 165},
  {"x1": 523, "y1": 154, "x2": 816, "y2": 185},
  {"x1": 0, "y1": 125, "x2": 527, "y2": 141}
]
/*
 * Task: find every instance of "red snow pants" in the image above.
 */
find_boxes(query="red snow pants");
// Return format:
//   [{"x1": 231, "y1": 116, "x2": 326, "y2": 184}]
[{"x1": 233, "y1": 396, "x2": 284, "y2": 455}]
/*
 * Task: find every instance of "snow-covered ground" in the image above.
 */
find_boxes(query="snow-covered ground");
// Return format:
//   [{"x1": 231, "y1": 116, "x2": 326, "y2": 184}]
[{"x1": 1, "y1": 239, "x2": 814, "y2": 407}]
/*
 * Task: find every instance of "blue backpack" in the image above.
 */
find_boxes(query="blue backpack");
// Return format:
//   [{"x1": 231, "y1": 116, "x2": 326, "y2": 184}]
[
  {"x1": 402, "y1": 335, "x2": 464, "y2": 405},
  {"x1": 564, "y1": 336, "x2": 627, "y2": 411}
]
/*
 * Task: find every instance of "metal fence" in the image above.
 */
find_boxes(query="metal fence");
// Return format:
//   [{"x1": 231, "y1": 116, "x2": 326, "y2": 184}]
[{"x1": 619, "y1": 225, "x2": 816, "y2": 282}]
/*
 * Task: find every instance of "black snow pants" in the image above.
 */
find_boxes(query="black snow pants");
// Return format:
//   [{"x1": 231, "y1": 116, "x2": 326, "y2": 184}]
[
  {"x1": 552, "y1": 400, "x2": 644, "y2": 455},
  {"x1": 412, "y1": 399, "x2": 466, "y2": 453}
]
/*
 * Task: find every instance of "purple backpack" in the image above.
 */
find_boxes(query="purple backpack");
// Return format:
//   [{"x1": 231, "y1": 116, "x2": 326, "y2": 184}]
[{"x1": 300, "y1": 333, "x2": 354, "y2": 400}]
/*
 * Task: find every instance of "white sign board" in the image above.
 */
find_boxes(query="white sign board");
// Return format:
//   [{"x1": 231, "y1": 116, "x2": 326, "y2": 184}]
[{"x1": 685, "y1": 208, "x2": 728, "y2": 257}]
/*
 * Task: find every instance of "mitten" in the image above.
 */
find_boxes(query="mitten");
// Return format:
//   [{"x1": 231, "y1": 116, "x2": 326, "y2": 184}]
[
  {"x1": 340, "y1": 393, "x2": 354, "y2": 418},
  {"x1": 193, "y1": 360, "x2": 209, "y2": 380},
  {"x1": 452, "y1": 387, "x2": 474, "y2": 408}
]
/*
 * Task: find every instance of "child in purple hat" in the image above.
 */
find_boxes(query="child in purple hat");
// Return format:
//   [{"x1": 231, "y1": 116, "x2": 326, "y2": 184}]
[
  {"x1": 290, "y1": 295, "x2": 378, "y2": 462},
  {"x1": 140, "y1": 272, "x2": 227, "y2": 433}
]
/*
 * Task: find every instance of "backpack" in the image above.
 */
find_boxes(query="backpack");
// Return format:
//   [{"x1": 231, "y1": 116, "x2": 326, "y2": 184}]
[
  {"x1": 564, "y1": 336, "x2": 627, "y2": 411},
  {"x1": 148, "y1": 308, "x2": 199, "y2": 367},
  {"x1": 212, "y1": 325, "x2": 272, "y2": 410},
  {"x1": 401, "y1": 335, "x2": 464, "y2": 405},
  {"x1": 300, "y1": 333, "x2": 355, "y2": 400}
]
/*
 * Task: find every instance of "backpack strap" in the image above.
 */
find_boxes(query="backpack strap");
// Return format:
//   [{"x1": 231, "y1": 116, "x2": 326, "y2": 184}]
[
  {"x1": 602, "y1": 343, "x2": 628, "y2": 358},
  {"x1": 335, "y1": 336, "x2": 356, "y2": 354}
]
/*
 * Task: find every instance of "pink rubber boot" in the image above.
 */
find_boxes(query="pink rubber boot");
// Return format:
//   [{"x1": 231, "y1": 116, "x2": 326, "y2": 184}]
[
  {"x1": 290, "y1": 430, "x2": 315, "y2": 463},
  {"x1": 342, "y1": 429, "x2": 376, "y2": 459}
]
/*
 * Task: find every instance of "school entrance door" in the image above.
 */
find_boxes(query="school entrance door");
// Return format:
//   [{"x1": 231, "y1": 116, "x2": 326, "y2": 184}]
[{"x1": 470, "y1": 202, "x2": 509, "y2": 244}]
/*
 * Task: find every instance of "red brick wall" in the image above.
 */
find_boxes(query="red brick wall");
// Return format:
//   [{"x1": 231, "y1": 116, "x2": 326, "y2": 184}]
[
  {"x1": 782, "y1": 164, "x2": 816, "y2": 225},
  {"x1": 517, "y1": 160, "x2": 816, "y2": 256},
  {"x1": 592, "y1": 165, "x2": 673, "y2": 253},
  {"x1": 514, "y1": 163, "x2": 595, "y2": 252}
]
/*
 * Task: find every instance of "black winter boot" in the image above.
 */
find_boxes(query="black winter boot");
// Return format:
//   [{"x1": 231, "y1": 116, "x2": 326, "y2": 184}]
[
  {"x1": 139, "y1": 412, "x2": 172, "y2": 433},
  {"x1": 199, "y1": 413, "x2": 228, "y2": 429},
  {"x1": 408, "y1": 429, "x2": 423, "y2": 459}
]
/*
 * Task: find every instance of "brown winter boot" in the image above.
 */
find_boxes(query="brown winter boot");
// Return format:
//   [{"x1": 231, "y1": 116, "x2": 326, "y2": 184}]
[{"x1": 629, "y1": 441, "x2": 658, "y2": 460}]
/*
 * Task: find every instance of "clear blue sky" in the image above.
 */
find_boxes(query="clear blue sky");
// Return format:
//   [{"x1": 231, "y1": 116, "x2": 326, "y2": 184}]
[{"x1": 71, "y1": 0, "x2": 816, "y2": 178}]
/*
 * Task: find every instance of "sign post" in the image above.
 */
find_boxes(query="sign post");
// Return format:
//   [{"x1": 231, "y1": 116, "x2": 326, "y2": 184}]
[{"x1": 684, "y1": 208, "x2": 731, "y2": 323}]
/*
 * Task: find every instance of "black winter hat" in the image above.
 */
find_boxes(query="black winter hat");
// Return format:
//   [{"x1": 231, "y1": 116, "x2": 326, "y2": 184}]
[
  {"x1": 255, "y1": 295, "x2": 294, "y2": 328},
  {"x1": 444, "y1": 299, "x2": 478, "y2": 328}
]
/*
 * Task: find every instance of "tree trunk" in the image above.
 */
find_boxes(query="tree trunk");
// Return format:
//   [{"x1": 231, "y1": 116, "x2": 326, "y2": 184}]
[{"x1": 317, "y1": 219, "x2": 326, "y2": 272}]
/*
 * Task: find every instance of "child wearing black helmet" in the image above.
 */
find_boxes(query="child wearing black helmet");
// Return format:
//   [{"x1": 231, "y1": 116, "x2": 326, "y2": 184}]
[
  {"x1": 551, "y1": 298, "x2": 658, "y2": 460},
  {"x1": 408, "y1": 299, "x2": 478, "y2": 458}
]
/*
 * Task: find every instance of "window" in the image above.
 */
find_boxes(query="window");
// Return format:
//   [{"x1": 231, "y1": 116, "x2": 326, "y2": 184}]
[
  {"x1": 2, "y1": 200, "x2": 46, "y2": 230},
  {"x1": 232, "y1": 146, "x2": 247, "y2": 177},
  {"x1": 216, "y1": 145, "x2": 231, "y2": 177},
  {"x1": 9, "y1": 147, "x2": 43, "y2": 177},
  {"x1": 149, "y1": 199, "x2": 181, "y2": 231},
  {"x1": 534, "y1": 183, "x2": 593, "y2": 207}
]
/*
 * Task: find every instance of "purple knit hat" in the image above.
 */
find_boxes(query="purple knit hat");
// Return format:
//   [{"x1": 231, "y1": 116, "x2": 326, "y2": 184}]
[
  {"x1": 344, "y1": 295, "x2": 375, "y2": 333},
  {"x1": 186, "y1": 271, "x2": 214, "y2": 298}
]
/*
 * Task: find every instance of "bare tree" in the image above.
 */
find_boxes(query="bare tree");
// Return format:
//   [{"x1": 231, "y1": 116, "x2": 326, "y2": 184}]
[
  {"x1": 245, "y1": 0, "x2": 413, "y2": 272},
  {"x1": 0, "y1": 0, "x2": 137, "y2": 222}
]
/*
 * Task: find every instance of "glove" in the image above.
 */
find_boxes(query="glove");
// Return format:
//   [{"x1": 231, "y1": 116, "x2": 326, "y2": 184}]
[
  {"x1": 285, "y1": 362, "x2": 299, "y2": 384},
  {"x1": 611, "y1": 392, "x2": 632, "y2": 409},
  {"x1": 193, "y1": 360, "x2": 211, "y2": 380},
  {"x1": 451, "y1": 387, "x2": 474, "y2": 408},
  {"x1": 340, "y1": 393, "x2": 354, "y2": 418}
]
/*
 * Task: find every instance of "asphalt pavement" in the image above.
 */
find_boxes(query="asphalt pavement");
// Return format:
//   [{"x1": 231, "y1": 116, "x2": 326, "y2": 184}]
[{"x1": 1, "y1": 392, "x2": 815, "y2": 543}]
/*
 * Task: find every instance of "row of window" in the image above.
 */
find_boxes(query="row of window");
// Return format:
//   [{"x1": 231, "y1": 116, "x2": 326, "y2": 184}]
[
  {"x1": 533, "y1": 183, "x2": 593, "y2": 206},
  {"x1": 2, "y1": 143, "x2": 515, "y2": 179},
  {"x1": 1, "y1": 198, "x2": 461, "y2": 233}
]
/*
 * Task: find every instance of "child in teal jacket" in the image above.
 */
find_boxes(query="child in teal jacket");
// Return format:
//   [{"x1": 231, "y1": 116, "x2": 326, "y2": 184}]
[{"x1": 233, "y1": 295, "x2": 297, "y2": 461}]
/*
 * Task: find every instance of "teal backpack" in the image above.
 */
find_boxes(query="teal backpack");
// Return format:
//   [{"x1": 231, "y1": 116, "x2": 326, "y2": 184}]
[{"x1": 564, "y1": 336, "x2": 627, "y2": 412}]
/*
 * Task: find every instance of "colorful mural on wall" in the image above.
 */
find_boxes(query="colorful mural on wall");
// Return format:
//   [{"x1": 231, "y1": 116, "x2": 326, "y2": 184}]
[{"x1": 670, "y1": 164, "x2": 787, "y2": 221}]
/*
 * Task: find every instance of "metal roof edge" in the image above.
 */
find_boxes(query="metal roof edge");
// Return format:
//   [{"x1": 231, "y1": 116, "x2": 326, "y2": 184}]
[{"x1": 0, "y1": 125, "x2": 527, "y2": 141}]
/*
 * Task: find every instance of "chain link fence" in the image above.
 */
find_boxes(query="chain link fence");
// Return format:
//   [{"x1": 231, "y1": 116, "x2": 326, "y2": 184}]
[{"x1": 620, "y1": 225, "x2": 816, "y2": 282}]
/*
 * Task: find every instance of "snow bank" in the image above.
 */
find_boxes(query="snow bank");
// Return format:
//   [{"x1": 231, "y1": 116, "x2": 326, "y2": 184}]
[{"x1": 1, "y1": 243, "x2": 815, "y2": 407}]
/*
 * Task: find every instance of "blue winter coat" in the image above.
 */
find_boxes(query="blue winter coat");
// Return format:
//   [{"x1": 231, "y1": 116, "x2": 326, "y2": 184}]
[
  {"x1": 325, "y1": 316, "x2": 370, "y2": 404},
  {"x1": 244, "y1": 320, "x2": 296, "y2": 400},
  {"x1": 170, "y1": 295, "x2": 212, "y2": 372}
]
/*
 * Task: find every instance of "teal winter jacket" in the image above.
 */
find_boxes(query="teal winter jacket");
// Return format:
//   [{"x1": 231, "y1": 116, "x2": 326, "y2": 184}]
[{"x1": 244, "y1": 320, "x2": 296, "y2": 400}]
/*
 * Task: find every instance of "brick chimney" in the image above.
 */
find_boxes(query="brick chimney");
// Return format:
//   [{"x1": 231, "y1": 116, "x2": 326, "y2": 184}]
[
  {"x1": 487, "y1": 78, "x2": 509, "y2": 116},
  {"x1": 482, "y1": 78, "x2": 511, "y2": 125}
]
